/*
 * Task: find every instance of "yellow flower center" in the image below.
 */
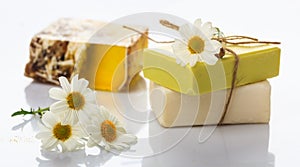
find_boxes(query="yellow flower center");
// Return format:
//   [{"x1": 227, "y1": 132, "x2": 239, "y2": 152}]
[
  {"x1": 101, "y1": 120, "x2": 117, "y2": 143},
  {"x1": 188, "y1": 36, "x2": 205, "y2": 54},
  {"x1": 53, "y1": 123, "x2": 72, "y2": 142},
  {"x1": 66, "y1": 92, "x2": 85, "y2": 110}
]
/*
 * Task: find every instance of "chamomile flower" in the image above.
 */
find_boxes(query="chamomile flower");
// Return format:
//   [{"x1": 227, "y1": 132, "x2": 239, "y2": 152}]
[
  {"x1": 86, "y1": 106, "x2": 137, "y2": 151},
  {"x1": 49, "y1": 74, "x2": 98, "y2": 125},
  {"x1": 36, "y1": 112, "x2": 86, "y2": 152},
  {"x1": 172, "y1": 19, "x2": 222, "y2": 67}
]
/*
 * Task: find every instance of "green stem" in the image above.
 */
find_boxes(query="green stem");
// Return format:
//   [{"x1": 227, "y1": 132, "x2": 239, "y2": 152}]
[{"x1": 11, "y1": 107, "x2": 50, "y2": 117}]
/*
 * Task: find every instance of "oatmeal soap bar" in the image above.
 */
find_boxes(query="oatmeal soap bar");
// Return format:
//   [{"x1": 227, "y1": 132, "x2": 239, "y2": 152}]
[
  {"x1": 25, "y1": 18, "x2": 148, "y2": 91},
  {"x1": 150, "y1": 80, "x2": 271, "y2": 127},
  {"x1": 143, "y1": 45, "x2": 280, "y2": 95}
]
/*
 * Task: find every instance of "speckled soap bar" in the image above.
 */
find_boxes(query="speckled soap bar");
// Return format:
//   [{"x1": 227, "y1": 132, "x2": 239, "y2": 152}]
[{"x1": 25, "y1": 18, "x2": 148, "y2": 91}]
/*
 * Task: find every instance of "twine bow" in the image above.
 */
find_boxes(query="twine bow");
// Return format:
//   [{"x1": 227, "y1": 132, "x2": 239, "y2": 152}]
[{"x1": 124, "y1": 20, "x2": 280, "y2": 125}]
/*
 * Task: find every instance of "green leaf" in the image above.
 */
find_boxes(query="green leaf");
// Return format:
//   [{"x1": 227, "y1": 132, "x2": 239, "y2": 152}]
[{"x1": 11, "y1": 107, "x2": 50, "y2": 117}]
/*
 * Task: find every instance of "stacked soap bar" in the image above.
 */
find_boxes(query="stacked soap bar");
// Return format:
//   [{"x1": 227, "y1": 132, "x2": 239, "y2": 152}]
[
  {"x1": 144, "y1": 44, "x2": 280, "y2": 127},
  {"x1": 25, "y1": 18, "x2": 148, "y2": 91},
  {"x1": 150, "y1": 81, "x2": 271, "y2": 127},
  {"x1": 144, "y1": 45, "x2": 280, "y2": 95}
]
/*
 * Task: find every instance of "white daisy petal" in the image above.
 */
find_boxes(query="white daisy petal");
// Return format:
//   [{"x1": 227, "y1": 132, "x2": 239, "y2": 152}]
[
  {"x1": 40, "y1": 136, "x2": 52, "y2": 144},
  {"x1": 72, "y1": 127, "x2": 86, "y2": 137},
  {"x1": 50, "y1": 101, "x2": 69, "y2": 114},
  {"x1": 45, "y1": 142, "x2": 59, "y2": 151},
  {"x1": 62, "y1": 110, "x2": 77, "y2": 125},
  {"x1": 36, "y1": 108, "x2": 86, "y2": 151},
  {"x1": 116, "y1": 127, "x2": 127, "y2": 134},
  {"x1": 90, "y1": 133, "x2": 102, "y2": 142},
  {"x1": 199, "y1": 52, "x2": 218, "y2": 65},
  {"x1": 116, "y1": 142, "x2": 130, "y2": 149},
  {"x1": 84, "y1": 91, "x2": 97, "y2": 103},
  {"x1": 59, "y1": 76, "x2": 71, "y2": 93},
  {"x1": 71, "y1": 74, "x2": 79, "y2": 91},
  {"x1": 86, "y1": 126, "x2": 99, "y2": 133},
  {"x1": 86, "y1": 106, "x2": 137, "y2": 151},
  {"x1": 189, "y1": 55, "x2": 199, "y2": 67},
  {"x1": 42, "y1": 137, "x2": 57, "y2": 149},
  {"x1": 202, "y1": 22, "x2": 214, "y2": 38},
  {"x1": 42, "y1": 112, "x2": 58, "y2": 128},
  {"x1": 111, "y1": 144, "x2": 127, "y2": 151},
  {"x1": 176, "y1": 58, "x2": 184, "y2": 66},
  {"x1": 194, "y1": 18, "x2": 202, "y2": 29},
  {"x1": 205, "y1": 40, "x2": 222, "y2": 52},
  {"x1": 179, "y1": 24, "x2": 193, "y2": 40},
  {"x1": 78, "y1": 110, "x2": 91, "y2": 124},
  {"x1": 84, "y1": 103, "x2": 99, "y2": 115},
  {"x1": 82, "y1": 87, "x2": 93, "y2": 95},
  {"x1": 64, "y1": 138, "x2": 79, "y2": 151},
  {"x1": 49, "y1": 87, "x2": 67, "y2": 100},
  {"x1": 173, "y1": 19, "x2": 222, "y2": 66},
  {"x1": 108, "y1": 113, "x2": 117, "y2": 123},
  {"x1": 172, "y1": 41, "x2": 189, "y2": 56},
  {"x1": 105, "y1": 144, "x2": 111, "y2": 151},
  {"x1": 52, "y1": 75, "x2": 98, "y2": 125},
  {"x1": 87, "y1": 139, "x2": 97, "y2": 147},
  {"x1": 173, "y1": 40, "x2": 187, "y2": 49},
  {"x1": 172, "y1": 41, "x2": 191, "y2": 66},
  {"x1": 99, "y1": 107, "x2": 109, "y2": 118},
  {"x1": 118, "y1": 134, "x2": 137, "y2": 144},
  {"x1": 192, "y1": 26, "x2": 207, "y2": 39},
  {"x1": 77, "y1": 79, "x2": 89, "y2": 93},
  {"x1": 36, "y1": 131, "x2": 52, "y2": 139}
]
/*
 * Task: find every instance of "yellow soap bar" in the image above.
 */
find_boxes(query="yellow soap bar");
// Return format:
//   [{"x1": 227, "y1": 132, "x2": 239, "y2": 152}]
[
  {"x1": 25, "y1": 18, "x2": 148, "y2": 91},
  {"x1": 143, "y1": 44, "x2": 280, "y2": 95},
  {"x1": 150, "y1": 80, "x2": 271, "y2": 127}
]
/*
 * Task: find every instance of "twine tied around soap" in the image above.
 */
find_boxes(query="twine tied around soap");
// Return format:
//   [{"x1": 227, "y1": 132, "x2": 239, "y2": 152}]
[{"x1": 123, "y1": 20, "x2": 280, "y2": 125}]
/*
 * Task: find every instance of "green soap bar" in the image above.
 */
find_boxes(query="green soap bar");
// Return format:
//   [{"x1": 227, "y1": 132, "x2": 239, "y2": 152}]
[{"x1": 143, "y1": 44, "x2": 280, "y2": 95}]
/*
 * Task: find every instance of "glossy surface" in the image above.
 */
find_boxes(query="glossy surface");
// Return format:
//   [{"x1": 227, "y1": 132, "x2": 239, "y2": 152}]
[
  {"x1": 150, "y1": 80, "x2": 271, "y2": 127},
  {"x1": 1, "y1": 0, "x2": 299, "y2": 166},
  {"x1": 143, "y1": 45, "x2": 280, "y2": 95},
  {"x1": 25, "y1": 18, "x2": 148, "y2": 91}
]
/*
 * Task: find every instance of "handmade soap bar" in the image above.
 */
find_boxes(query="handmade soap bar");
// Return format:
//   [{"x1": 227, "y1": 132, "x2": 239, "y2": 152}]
[
  {"x1": 143, "y1": 45, "x2": 280, "y2": 95},
  {"x1": 25, "y1": 18, "x2": 148, "y2": 91},
  {"x1": 150, "y1": 80, "x2": 271, "y2": 127}
]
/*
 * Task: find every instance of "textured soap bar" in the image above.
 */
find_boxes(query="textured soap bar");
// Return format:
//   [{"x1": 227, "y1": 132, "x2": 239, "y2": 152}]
[
  {"x1": 143, "y1": 45, "x2": 280, "y2": 95},
  {"x1": 150, "y1": 80, "x2": 271, "y2": 127},
  {"x1": 25, "y1": 18, "x2": 148, "y2": 91}
]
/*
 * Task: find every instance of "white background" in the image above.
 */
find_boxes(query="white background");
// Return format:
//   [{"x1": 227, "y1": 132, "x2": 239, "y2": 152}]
[{"x1": 0, "y1": 0, "x2": 299, "y2": 166}]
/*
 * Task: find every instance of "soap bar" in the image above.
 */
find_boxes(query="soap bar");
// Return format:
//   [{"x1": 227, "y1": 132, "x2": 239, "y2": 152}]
[
  {"x1": 150, "y1": 80, "x2": 271, "y2": 127},
  {"x1": 143, "y1": 44, "x2": 280, "y2": 95},
  {"x1": 25, "y1": 18, "x2": 148, "y2": 91}
]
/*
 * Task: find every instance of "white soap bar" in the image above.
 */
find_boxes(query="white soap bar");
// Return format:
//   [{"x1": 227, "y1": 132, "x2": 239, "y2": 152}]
[{"x1": 150, "y1": 80, "x2": 271, "y2": 127}]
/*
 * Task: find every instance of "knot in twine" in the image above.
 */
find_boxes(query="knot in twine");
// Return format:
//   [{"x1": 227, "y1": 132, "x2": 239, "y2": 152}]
[{"x1": 124, "y1": 20, "x2": 280, "y2": 125}]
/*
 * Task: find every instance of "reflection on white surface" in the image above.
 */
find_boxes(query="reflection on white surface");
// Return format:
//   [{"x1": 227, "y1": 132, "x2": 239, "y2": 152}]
[
  {"x1": 36, "y1": 149, "x2": 114, "y2": 167},
  {"x1": 96, "y1": 75, "x2": 150, "y2": 136},
  {"x1": 31, "y1": 115, "x2": 274, "y2": 167},
  {"x1": 11, "y1": 115, "x2": 40, "y2": 132},
  {"x1": 143, "y1": 124, "x2": 274, "y2": 167},
  {"x1": 96, "y1": 77, "x2": 275, "y2": 166},
  {"x1": 0, "y1": 0, "x2": 299, "y2": 166},
  {"x1": 20, "y1": 75, "x2": 275, "y2": 167},
  {"x1": 25, "y1": 81, "x2": 56, "y2": 109},
  {"x1": 36, "y1": 149, "x2": 87, "y2": 167}
]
